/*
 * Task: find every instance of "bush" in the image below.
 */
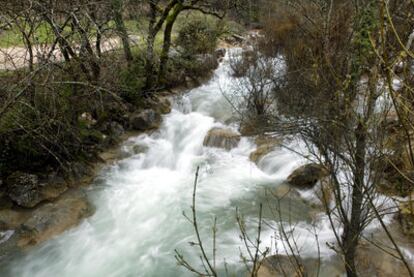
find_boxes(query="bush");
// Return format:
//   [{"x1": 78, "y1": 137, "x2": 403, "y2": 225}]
[{"x1": 176, "y1": 17, "x2": 222, "y2": 56}]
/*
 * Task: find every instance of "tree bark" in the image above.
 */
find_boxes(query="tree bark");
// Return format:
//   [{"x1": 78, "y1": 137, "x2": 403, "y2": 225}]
[
  {"x1": 342, "y1": 65, "x2": 378, "y2": 277},
  {"x1": 158, "y1": 4, "x2": 183, "y2": 83},
  {"x1": 112, "y1": 0, "x2": 133, "y2": 63}
]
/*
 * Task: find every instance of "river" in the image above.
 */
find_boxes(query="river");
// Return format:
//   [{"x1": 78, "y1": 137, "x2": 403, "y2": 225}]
[{"x1": 0, "y1": 49, "x2": 376, "y2": 277}]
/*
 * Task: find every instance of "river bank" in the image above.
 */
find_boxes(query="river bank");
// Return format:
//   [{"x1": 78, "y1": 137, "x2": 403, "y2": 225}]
[{"x1": 0, "y1": 44, "x2": 227, "y2": 260}]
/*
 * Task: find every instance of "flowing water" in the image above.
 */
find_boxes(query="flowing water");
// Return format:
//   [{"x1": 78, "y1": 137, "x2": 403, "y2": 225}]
[{"x1": 1, "y1": 50, "x2": 348, "y2": 276}]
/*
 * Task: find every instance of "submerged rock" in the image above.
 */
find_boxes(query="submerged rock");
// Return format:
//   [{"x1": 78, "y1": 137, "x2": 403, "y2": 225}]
[
  {"x1": 5, "y1": 172, "x2": 67, "y2": 208},
  {"x1": 203, "y1": 127, "x2": 241, "y2": 150},
  {"x1": 287, "y1": 164, "x2": 329, "y2": 190},
  {"x1": 129, "y1": 109, "x2": 162, "y2": 131},
  {"x1": 272, "y1": 183, "x2": 301, "y2": 200}
]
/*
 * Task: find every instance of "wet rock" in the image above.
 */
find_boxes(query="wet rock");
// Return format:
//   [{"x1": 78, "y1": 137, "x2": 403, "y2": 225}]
[
  {"x1": 287, "y1": 164, "x2": 329, "y2": 190},
  {"x1": 17, "y1": 189, "x2": 93, "y2": 247},
  {"x1": 104, "y1": 121, "x2": 125, "y2": 138},
  {"x1": 39, "y1": 182, "x2": 68, "y2": 202},
  {"x1": 240, "y1": 122, "x2": 258, "y2": 136},
  {"x1": 214, "y1": 48, "x2": 226, "y2": 60},
  {"x1": 129, "y1": 109, "x2": 162, "y2": 131},
  {"x1": 203, "y1": 127, "x2": 241, "y2": 150},
  {"x1": 155, "y1": 96, "x2": 172, "y2": 114},
  {"x1": 273, "y1": 183, "x2": 301, "y2": 199},
  {"x1": 68, "y1": 162, "x2": 92, "y2": 182},
  {"x1": 250, "y1": 136, "x2": 282, "y2": 164},
  {"x1": 133, "y1": 144, "x2": 149, "y2": 155},
  {"x1": 0, "y1": 230, "x2": 19, "y2": 258},
  {"x1": 6, "y1": 172, "x2": 39, "y2": 208},
  {"x1": 0, "y1": 209, "x2": 30, "y2": 230}
]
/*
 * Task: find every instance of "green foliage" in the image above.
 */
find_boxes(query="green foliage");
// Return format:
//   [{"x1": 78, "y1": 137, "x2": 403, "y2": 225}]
[
  {"x1": 0, "y1": 22, "x2": 66, "y2": 48},
  {"x1": 118, "y1": 61, "x2": 146, "y2": 105},
  {"x1": 176, "y1": 17, "x2": 223, "y2": 56}
]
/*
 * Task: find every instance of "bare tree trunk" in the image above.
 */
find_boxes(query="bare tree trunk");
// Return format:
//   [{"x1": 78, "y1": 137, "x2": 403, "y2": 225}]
[
  {"x1": 158, "y1": 4, "x2": 182, "y2": 83},
  {"x1": 342, "y1": 121, "x2": 366, "y2": 277},
  {"x1": 112, "y1": 0, "x2": 133, "y2": 63},
  {"x1": 71, "y1": 14, "x2": 101, "y2": 83},
  {"x1": 342, "y1": 65, "x2": 378, "y2": 277}
]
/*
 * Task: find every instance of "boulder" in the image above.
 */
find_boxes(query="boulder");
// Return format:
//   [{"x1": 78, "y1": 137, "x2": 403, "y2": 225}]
[
  {"x1": 155, "y1": 96, "x2": 172, "y2": 114},
  {"x1": 17, "y1": 189, "x2": 93, "y2": 247},
  {"x1": 203, "y1": 127, "x2": 241, "y2": 150},
  {"x1": 5, "y1": 172, "x2": 39, "y2": 208},
  {"x1": 286, "y1": 164, "x2": 329, "y2": 190},
  {"x1": 129, "y1": 109, "x2": 162, "y2": 131},
  {"x1": 5, "y1": 172, "x2": 68, "y2": 208},
  {"x1": 273, "y1": 183, "x2": 300, "y2": 200}
]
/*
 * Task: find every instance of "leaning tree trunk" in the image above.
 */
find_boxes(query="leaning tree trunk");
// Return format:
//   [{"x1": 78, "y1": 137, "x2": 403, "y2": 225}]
[{"x1": 158, "y1": 4, "x2": 183, "y2": 83}]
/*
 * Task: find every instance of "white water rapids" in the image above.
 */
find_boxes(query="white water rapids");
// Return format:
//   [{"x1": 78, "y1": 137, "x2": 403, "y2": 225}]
[{"x1": 1, "y1": 49, "x2": 402, "y2": 276}]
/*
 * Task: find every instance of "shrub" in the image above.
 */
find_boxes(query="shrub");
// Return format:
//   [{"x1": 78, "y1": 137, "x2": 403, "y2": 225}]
[{"x1": 176, "y1": 17, "x2": 222, "y2": 56}]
